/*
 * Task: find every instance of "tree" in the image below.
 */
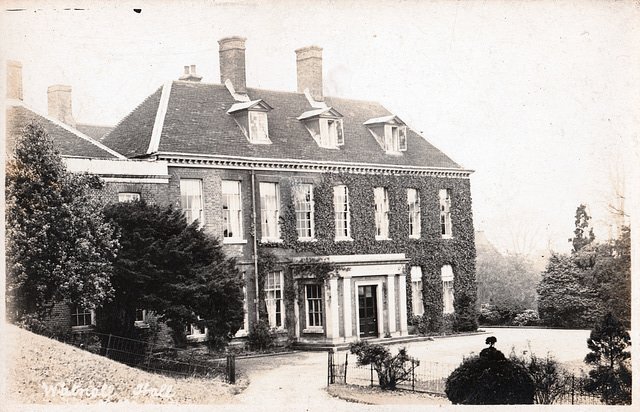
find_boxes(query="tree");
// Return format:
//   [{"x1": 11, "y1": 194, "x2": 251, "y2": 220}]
[
  {"x1": 99, "y1": 200, "x2": 244, "y2": 347},
  {"x1": 349, "y1": 341, "x2": 418, "y2": 390},
  {"x1": 570, "y1": 204, "x2": 595, "y2": 253},
  {"x1": 5, "y1": 122, "x2": 117, "y2": 327},
  {"x1": 445, "y1": 337, "x2": 535, "y2": 404},
  {"x1": 584, "y1": 313, "x2": 631, "y2": 405}
]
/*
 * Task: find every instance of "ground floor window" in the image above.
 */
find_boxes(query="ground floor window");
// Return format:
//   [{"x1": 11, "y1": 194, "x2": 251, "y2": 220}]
[
  {"x1": 410, "y1": 266, "x2": 424, "y2": 316},
  {"x1": 441, "y1": 265, "x2": 455, "y2": 314},
  {"x1": 135, "y1": 309, "x2": 149, "y2": 328},
  {"x1": 305, "y1": 284, "x2": 323, "y2": 328},
  {"x1": 71, "y1": 306, "x2": 94, "y2": 327},
  {"x1": 265, "y1": 271, "x2": 284, "y2": 328}
]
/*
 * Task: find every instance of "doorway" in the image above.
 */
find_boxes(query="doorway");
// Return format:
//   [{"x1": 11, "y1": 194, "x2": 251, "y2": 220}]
[{"x1": 358, "y1": 285, "x2": 378, "y2": 338}]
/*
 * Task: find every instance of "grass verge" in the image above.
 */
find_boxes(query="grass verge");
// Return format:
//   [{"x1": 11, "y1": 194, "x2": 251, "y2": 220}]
[{"x1": 325, "y1": 384, "x2": 451, "y2": 405}]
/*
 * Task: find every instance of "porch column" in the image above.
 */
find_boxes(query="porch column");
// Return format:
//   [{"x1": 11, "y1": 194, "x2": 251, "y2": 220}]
[
  {"x1": 387, "y1": 274, "x2": 397, "y2": 334},
  {"x1": 399, "y1": 273, "x2": 408, "y2": 335},
  {"x1": 326, "y1": 277, "x2": 340, "y2": 340},
  {"x1": 343, "y1": 276, "x2": 352, "y2": 339},
  {"x1": 294, "y1": 280, "x2": 300, "y2": 338}
]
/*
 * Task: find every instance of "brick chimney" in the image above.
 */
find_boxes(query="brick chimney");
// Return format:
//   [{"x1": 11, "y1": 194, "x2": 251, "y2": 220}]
[
  {"x1": 295, "y1": 46, "x2": 323, "y2": 101},
  {"x1": 179, "y1": 65, "x2": 203, "y2": 82},
  {"x1": 47, "y1": 85, "x2": 76, "y2": 127},
  {"x1": 7, "y1": 60, "x2": 23, "y2": 100},
  {"x1": 218, "y1": 36, "x2": 247, "y2": 93}
]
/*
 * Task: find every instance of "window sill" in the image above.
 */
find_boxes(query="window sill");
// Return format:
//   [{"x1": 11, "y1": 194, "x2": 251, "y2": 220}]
[
  {"x1": 303, "y1": 328, "x2": 324, "y2": 334},
  {"x1": 409, "y1": 235, "x2": 421, "y2": 240},
  {"x1": 71, "y1": 325, "x2": 95, "y2": 332},
  {"x1": 335, "y1": 237, "x2": 353, "y2": 242},
  {"x1": 261, "y1": 238, "x2": 282, "y2": 244},
  {"x1": 375, "y1": 236, "x2": 391, "y2": 241},
  {"x1": 223, "y1": 238, "x2": 248, "y2": 245},
  {"x1": 297, "y1": 237, "x2": 317, "y2": 242},
  {"x1": 134, "y1": 321, "x2": 150, "y2": 329},
  {"x1": 441, "y1": 235, "x2": 453, "y2": 240}
]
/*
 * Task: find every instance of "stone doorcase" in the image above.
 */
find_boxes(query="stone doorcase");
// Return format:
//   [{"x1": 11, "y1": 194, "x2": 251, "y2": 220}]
[{"x1": 294, "y1": 253, "x2": 410, "y2": 346}]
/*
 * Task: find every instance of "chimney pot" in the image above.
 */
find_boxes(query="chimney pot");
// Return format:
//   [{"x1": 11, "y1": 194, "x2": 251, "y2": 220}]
[
  {"x1": 295, "y1": 45, "x2": 323, "y2": 101},
  {"x1": 218, "y1": 36, "x2": 247, "y2": 93},
  {"x1": 179, "y1": 64, "x2": 203, "y2": 82},
  {"x1": 47, "y1": 84, "x2": 76, "y2": 127},
  {"x1": 184, "y1": 66, "x2": 190, "y2": 74},
  {"x1": 190, "y1": 64, "x2": 196, "y2": 73},
  {"x1": 7, "y1": 60, "x2": 23, "y2": 100}
]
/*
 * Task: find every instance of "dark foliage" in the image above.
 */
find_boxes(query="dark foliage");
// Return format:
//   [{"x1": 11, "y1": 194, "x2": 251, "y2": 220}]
[
  {"x1": 349, "y1": 341, "x2": 418, "y2": 390},
  {"x1": 509, "y1": 348, "x2": 571, "y2": 404},
  {"x1": 99, "y1": 200, "x2": 244, "y2": 348},
  {"x1": 445, "y1": 339, "x2": 535, "y2": 404},
  {"x1": 246, "y1": 319, "x2": 275, "y2": 351},
  {"x1": 583, "y1": 313, "x2": 631, "y2": 405},
  {"x1": 5, "y1": 121, "x2": 117, "y2": 324}
]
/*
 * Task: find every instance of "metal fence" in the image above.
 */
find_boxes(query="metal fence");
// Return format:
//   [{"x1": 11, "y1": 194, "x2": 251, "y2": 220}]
[
  {"x1": 328, "y1": 351, "x2": 602, "y2": 405},
  {"x1": 58, "y1": 331, "x2": 235, "y2": 383}
]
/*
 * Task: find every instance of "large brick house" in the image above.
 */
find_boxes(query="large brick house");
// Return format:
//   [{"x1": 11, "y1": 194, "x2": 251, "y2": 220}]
[{"x1": 99, "y1": 37, "x2": 478, "y2": 346}]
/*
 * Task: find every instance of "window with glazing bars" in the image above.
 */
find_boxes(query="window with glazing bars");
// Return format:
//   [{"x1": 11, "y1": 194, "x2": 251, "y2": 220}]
[
  {"x1": 222, "y1": 180, "x2": 243, "y2": 239},
  {"x1": 180, "y1": 179, "x2": 203, "y2": 225},
  {"x1": 265, "y1": 271, "x2": 284, "y2": 328},
  {"x1": 71, "y1": 306, "x2": 93, "y2": 327},
  {"x1": 407, "y1": 188, "x2": 421, "y2": 238},
  {"x1": 442, "y1": 265, "x2": 454, "y2": 314},
  {"x1": 260, "y1": 182, "x2": 280, "y2": 241},
  {"x1": 294, "y1": 184, "x2": 314, "y2": 240},
  {"x1": 439, "y1": 189, "x2": 452, "y2": 237},
  {"x1": 374, "y1": 187, "x2": 389, "y2": 239},
  {"x1": 334, "y1": 185, "x2": 350, "y2": 239},
  {"x1": 306, "y1": 284, "x2": 323, "y2": 327}
]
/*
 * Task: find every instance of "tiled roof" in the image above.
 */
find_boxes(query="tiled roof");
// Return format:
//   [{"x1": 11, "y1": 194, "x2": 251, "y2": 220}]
[
  {"x1": 6, "y1": 101, "x2": 123, "y2": 159},
  {"x1": 76, "y1": 123, "x2": 114, "y2": 141},
  {"x1": 101, "y1": 80, "x2": 464, "y2": 170}
]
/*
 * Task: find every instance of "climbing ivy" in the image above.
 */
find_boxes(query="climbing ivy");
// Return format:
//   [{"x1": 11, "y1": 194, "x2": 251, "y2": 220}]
[{"x1": 260, "y1": 172, "x2": 477, "y2": 333}]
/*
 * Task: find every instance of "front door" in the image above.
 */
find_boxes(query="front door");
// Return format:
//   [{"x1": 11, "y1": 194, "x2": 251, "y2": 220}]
[{"x1": 358, "y1": 285, "x2": 378, "y2": 338}]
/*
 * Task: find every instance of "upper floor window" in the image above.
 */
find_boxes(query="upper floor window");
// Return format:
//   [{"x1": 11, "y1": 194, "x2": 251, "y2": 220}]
[
  {"x1": 293, "y1": 183, "x2": 314, "y2": 240},
  {"x1": 265, "y1": 271, "x2": 284, "y2": 329},
  {"x1": 439, "y1": 189, "x2": 452, "y2": 238},
  {"x1": 374, "y1": 187, "x2": 390, "y2": 240},
  {"x1": 259, "y1": 182, "x2": 280, "y2": 242},
  {"x1": 407, "y1": 188, "x2": 421, "y2": 238},
  {"x1": 384, "y1": 125, "x2": 407, "y2": 152},
  {"x1": 118, "y1": 192, "x2": 140, "y2": 203},
  {"x1": 305, "y1": 284, "x2": 323, "y2": 328},
  {"x1": 180, "y1": 179, "x2": 203, "y2": 226},
  {"x1": 441, "y1": 265, "x2": 454, "y2": 314},
  {"x1": 297, "y1": 107, "x2": 344, "y2": 149},
  {"x1": 222, "y1": 180, "x2": 243, "y2": 241},
  {"x1": 71, "y1": 306, "x2": 94, "y2": 328},
  {"x1": 334, "y1": 185, "x2": 351, "y2": 240},
  {"x1": 249, "y1": 111, "x2": 269, "y2": 143},
  {"x1": 227, "y1": 99, "x2": 273, "y2": 144},
  {"x1": 410, "y1": 266, "x2": 424, "y2": 316},
  {"x1": 364, "y1": 115, "x2": 407, "y2": 153}
]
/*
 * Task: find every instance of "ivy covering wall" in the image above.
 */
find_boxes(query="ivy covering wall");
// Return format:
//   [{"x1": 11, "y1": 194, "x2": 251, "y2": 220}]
[{"x1": 258, "y1": 172, "x2": 477, "y2": 333}]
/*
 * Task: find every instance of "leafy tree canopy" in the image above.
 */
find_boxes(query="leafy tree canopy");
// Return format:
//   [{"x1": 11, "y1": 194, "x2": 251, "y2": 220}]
[
  {"x1": 99, "y1": 200, "x2": 244, "y2": 347},
  {"x1": 5, "y1": 121, "x2": 117, "y2": 324}
]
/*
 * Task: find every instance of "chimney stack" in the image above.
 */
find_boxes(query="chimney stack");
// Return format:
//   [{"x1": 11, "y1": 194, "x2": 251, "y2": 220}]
[
  {"x1": 218, "y1": 36, "x2": 247, "y2": 93},
  {"x1": 179, "y1": 64, "x2": 203, "y2": 82},
  {"x1": 295, "y1": 46, "x2": 323, "y2": 101},
  {"x1": 7, "y1": 60, "x2": 23, "y2": 100},
  {"x1": 47, "y1": 85, "x2": 76, "y2": 127}
]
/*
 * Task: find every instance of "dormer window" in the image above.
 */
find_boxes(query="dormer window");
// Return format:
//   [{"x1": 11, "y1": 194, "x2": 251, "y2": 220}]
[
  {"x1": 364, "y1": 115, "x2": 408, "y2": 153},
  {"x1": 298, "y1": 107, "x2": 344, "y2": 149},
  {"x1": 227, "y1": 100, "x2": 273, "y2": 144}
]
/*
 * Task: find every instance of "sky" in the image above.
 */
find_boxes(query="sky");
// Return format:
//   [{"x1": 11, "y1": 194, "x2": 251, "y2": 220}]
[{"x1": 3, "y1": 0, "x2": 639, "y2": 255}]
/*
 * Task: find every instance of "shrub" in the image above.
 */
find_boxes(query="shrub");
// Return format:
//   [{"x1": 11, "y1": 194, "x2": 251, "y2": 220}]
[
  {"x1": 247, "y1": 319, "x2": 274, "y2": 351},
  {"x1": 445, "y1": 337, "x2": 535, "y2": 404},
  {"x1": 509, "y1": 347, "x2": 570, "y2": 404},
  {"x1": 513, "y1": 310, "x2": 540, "y2": 326},
  {"x1": 349, "y1": 341, "x2": 418, "y2": 390}
]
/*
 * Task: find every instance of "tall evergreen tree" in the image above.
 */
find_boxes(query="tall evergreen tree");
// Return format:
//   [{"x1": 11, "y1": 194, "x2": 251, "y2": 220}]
[
  {"x1": 570, "y1": 204, "x2": 595, "y2": 253},
  {"x1": 5, "y1": 122, "x2": 117, "y2": 326}
]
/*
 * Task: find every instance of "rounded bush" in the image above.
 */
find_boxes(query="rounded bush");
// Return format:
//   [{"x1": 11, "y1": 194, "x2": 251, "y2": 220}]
[{"x1": 445, "y1": 346, "x2": 535, "y2": 404}]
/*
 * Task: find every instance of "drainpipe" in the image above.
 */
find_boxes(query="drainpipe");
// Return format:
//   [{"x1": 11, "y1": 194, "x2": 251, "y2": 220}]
[{"x1": 251, "y1": 169, "x2": 260, "y2": 322}]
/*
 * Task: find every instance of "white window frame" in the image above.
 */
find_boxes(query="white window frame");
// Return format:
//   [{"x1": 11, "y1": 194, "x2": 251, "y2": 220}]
[
  {"x1": 259, "y1": 182, "x2": 280, "y2": 242},
  {"x1": 249, "y1": 111, "x2": 270, "y2": 143},
  {"x1": 294, "y1": 183, "x2": 315, "y2": 241},
  {"x1": 407, "y1": 188, "x2": 421, "y2": 239},
  {"x1": 186, "y1": 318, "x2": 208, "y2": 341},
  {"x1": 180, "y1": 179, "x2": 204, "y2": 226},
  {"x1": 71, "y1": 306, "x2": 95, "y2": 328},
  {"x1": 305, "y1": 284, "x2": 323, "y2": 329},
  {"x1": 265, "y1": 271, "x2": 285, "y2": 329},
  {"x1": 441, "y1": 265, "x2": 455, "y2": 314},
  {"x1": 333, "y1": 185, "x2": 352, "y2": 240},
  {"x1": 374, "y1": 187, "x2": 390, "y2": 240},
  {"x1": 118, "y1": 192, "x2": 141, "y2": 202},
  {"x1": 384, "y1": 125, "x2": 407, "y2": 152},
  {"x1": 135, "y1": 309, "x2": 149, "y2": 328},
  {"x1": 439, "y1": 189, "x2": 452, "y2": 238},
  {"x1": 320, "y1": 118, "x2": 344, "y2": 148},
  {"x1": 410, "y1": 266, "x2": 424, "y2": 316},
  {"x1": 235, "y1": 272, "x2": 249, "y2": 337},
  {"x1": 222, "y1": 180, "x2": 244, "y2": 242}
]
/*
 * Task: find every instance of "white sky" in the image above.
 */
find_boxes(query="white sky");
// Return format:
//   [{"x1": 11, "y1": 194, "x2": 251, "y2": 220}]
[{"x1": 3, "y1": 0, "x2": 639, "y2": 254}]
